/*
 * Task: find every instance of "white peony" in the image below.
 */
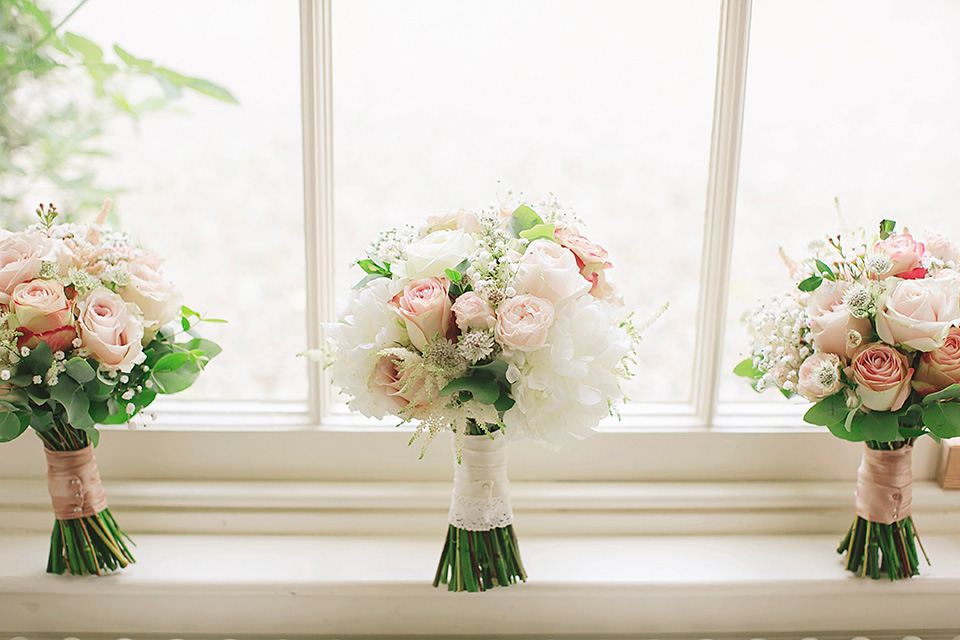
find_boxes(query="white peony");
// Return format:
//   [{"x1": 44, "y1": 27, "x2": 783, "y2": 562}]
[
  {"x1": 392, "y1": 229, "x2": 477, "y2": 281},
  {"x1": 326, "y1": 278, "x2": 407, "y2": 419},
  {"x1": 502, "y1": 295, "x2": 631, "y2": 449}
]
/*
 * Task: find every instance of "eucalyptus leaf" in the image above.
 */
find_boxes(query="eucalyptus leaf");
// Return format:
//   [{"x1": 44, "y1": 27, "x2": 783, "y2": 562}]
[
  {"x1": 921, "y1": 401, "x2": 960, "y2": 439},
  {"x1": 439, "y1": 376, "x2": 501, "y2": 405},
  {"x1": 0, "y1": 410, "x2": 28, "y2": 443},
  {"x1": 921, "y1": 383, "x2": 960, "y2": 405},
  {"x1": 64, "y1": 357, "x2": 96, "y2": 384},
  {"x1": 154, "y1": 352, "x2": 190, "y2": 372},
  {"x1": 803, "y1": 393, "x2": 848, "y2": 427},
  {"x1": 47, "y1": 376, "x2": 91, "y2": 428},
  {"x1": 860, "y1": 411, "x2": 901, "y2": 442},
  {"x1": 508, "y1": 204, "x2": 543, "y2": 237},
  {"x1": 733, "y1": 358, "x2": 763, "y2": 380}
]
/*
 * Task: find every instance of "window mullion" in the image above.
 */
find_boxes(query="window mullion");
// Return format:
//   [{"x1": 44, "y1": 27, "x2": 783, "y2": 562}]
[
  {"x1": 692, "y1": 0, "x2": 752, "y2": 427},
  {"x1": 300, "y1": 0, "x2": 335, "y2": 424}
]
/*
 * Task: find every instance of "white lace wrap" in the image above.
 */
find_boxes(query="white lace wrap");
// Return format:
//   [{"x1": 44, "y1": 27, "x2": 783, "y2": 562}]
[{"x1": 448, "y1": 433, "x2": 514, "y2": 531}]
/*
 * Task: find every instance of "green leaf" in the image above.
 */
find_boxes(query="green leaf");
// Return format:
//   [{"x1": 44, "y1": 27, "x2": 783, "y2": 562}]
[
  {"x1": 29, "y1": 410, "x2": 54, "y2": 433},
  {"x1": 178, "y1": 76, "x2": 238, "y2": 103},
  {"x1": 152, "y1": 361, "x2": 202, "y2": 394},
  {"x1": 184, "y1": 338, "x2": 222, "y2": 360},
  {"x1": 826, "y1": 415, "x2": 866, "y2": 442},
  {"x1": 0, "y1": 410, "x2": 28, "y2": 443},
  {"x1": 19, "y1": 342, "x2": 53, "y2": 376},
  {"x1": 85, "y1": 427, "x2": 100, "y2": 447},
  {"x1": 880, "y1": 219, "x2": 897, "y2": 240},
  {"x1": 113, "y1": 44, "x2": 153, "y2": 71},
  {"x1": 47, "y1": 377, "x2": 92, "y2": 430},
  {"x1": 803, "y1": 393, "x2": 848, "y2": 427},
  {"x1": 900, "y1": 426, "x2": 928, "y2": 439},
  {"x1": 154, "y1": 352, "x2": 190, "y2": 372},
  {"x1": 64, "y1": 32, "x2": 103, "y2": 63},
  {"x1": 64, "y1": 357, "x2": 96, "y2": 384},
  {"x1": 860, "y1": 411, "x2": 901, "y2": 442},
  {"x1": 471, "y1": 359, "x2": 509, "y2": 381},
  {"x1": 494, "y1": 392, "x2": 515, "y2": 413},
  {"x1": 519, "y1": 223, "x2": 557, "y2": 243},
  {"x1": 445, "y1": 268, "x2": 462, "y2": 283},
  {"x1": 797, "y1": 276, "x2": 823, "y2": 292},
  {"x1": 357, "y1": 259, "x2": 390, "y2": 276},
  {"x1": 922, "y1": 383, "x2": 960, "y2": 405},
  {"x1": 733, "y1": 358, "x2": 762, "y2": 380},
  {"x1": 921, "y1": 402, "x2": 960, "y2": 439},
  {"x1": 814, "y1": 259, "x2": 836, "y2": 281},
  {"x1": 439, "y1": 376, "x2": 501, "y2": 405},
  {"x1": 508, "y1": 204, "x2": 544, "y2": 237}
]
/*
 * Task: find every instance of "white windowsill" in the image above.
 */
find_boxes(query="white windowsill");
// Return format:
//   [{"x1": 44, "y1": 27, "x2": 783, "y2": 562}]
[{"x1": 2, "y1": 533, "x2": 960, "y2": 637}]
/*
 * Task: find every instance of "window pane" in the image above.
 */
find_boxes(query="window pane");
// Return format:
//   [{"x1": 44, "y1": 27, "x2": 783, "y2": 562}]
[
  {"x1": 721, "y1": 0, "x2": 960, "y2": 403},
  {"x1": 39, "y1": 0, "x2": 308, "y2": 401},
  {"x1": 333, "y1": 0, "x2": 718, "y2": 404}
]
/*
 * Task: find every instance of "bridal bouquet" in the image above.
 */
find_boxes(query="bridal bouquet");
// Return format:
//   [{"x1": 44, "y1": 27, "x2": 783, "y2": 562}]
[
  {"x1": 326, "y1": 200, "x2": 646, "y2": 592},
  {"x1": 736, "y1": 219, "x2": 960, "y2": 580},
  {"x1": 0, "y1": 203, "x2": 221, "y2": 575}
]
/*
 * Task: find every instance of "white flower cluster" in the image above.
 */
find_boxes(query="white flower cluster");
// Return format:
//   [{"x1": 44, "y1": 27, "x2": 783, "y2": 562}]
[{"x1": 746, "y1": 292, "x2": 812, "y2": 393}]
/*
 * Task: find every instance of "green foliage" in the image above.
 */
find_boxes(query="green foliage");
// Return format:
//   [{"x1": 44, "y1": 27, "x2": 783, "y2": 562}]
[
  {"x1": 518, "y1": 223, "x2": 556, "y2": 243},
  {"x1": 0, "y1": 0, "x2": 237, "y2": 224},
  {"x1": 507, "y1": 204, "x2": 544, "y2": 238},
  {"x1": 879, "y1": 219, "x2": 897, "y2": 240},
  {"x1": 803, "y1": 393, "x2": 848, "y2": 427},
  {"x1": 733, "y1": 358, "x2": 762, "y2": 380},
  {"x1": 920, "y1": 402, "x2": 960, "y2": 439},
  {"x1": 921, "y1": 383, "x2": 960, "y2": 405},
  {"x1": 797, "y1": 275, "x2": 823, "y2": 292}
]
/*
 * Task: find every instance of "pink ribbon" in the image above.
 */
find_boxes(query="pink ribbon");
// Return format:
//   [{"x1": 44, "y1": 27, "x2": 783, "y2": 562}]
[
  {"x1": 854, "y1": 444, "x2": 913, "y2": 525},
  {"x1": 44, "y1": 445, "x2": 109, "y2": 520}
]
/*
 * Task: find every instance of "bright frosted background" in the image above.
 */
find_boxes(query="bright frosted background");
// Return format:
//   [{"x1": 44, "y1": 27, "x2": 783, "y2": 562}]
[{"x1": 39, "y1": 1, "x2": 960, "y2": 408}]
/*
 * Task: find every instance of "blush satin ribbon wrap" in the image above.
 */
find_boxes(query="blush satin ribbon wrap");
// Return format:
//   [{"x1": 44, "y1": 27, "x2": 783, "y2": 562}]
[
  {"x1": 44, "y1": 445, "x2": 109, "y2": 520},
  {"x1": 855, "y1": 444, "x2": 913, "y2": 525},
  {"x1": 448, "y1": 433, "x2": 514, "y2": 531}
]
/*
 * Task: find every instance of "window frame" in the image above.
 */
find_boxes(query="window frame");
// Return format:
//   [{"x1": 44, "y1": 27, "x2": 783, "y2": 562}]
[{"x1": 5, "y1": 0, "x2": 948, "y2": 485}]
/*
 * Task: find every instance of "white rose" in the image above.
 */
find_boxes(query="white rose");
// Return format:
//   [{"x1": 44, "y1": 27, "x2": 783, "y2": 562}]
[
  {"x1": 875, "y1": 276, "x2": 960, "y2": 351},
  {"x1": 513, "y1": 239, "x2": 589, "y2": 304},
  {"x1": 923, "y1": 230, "x2": 960, "y2": 264},
  {"x1": 393, "y1": 230, "x2": 476, "y2": 281},
  {"x1": 76, "y1": 288, "x2": 146, "y2": 373},
  {"x1": 495, "y1": 294, "x2": 555, "y2": 353},
  {"x1": 121, "y1": 261, "x2": 183, "y2": 338}
]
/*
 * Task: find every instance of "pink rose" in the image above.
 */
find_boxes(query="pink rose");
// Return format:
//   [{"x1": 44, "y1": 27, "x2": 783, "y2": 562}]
[
  {"x1": 450, "y1": 292, "x2": 495, "y2": 332},
  {"x1": 0, "y1": 233, "x2": 48, "y2": 305},
  {"x1": 392, "y1": 277, "x2": 453, "y2": 351},
  {"x1": 797, "y1": 352, "x2": 843, "y2": 402},
  {"x1": 76, "y1": 288, "x2": 146, "y2": 372},
  {"x1": 912, "y1": 328, "x2": 960, "y2": 396},
  {"x1": 874, "y1": 232, "x2": 925, "y2": 277},
  {"x1": 370, "y1": 354, "x2": 426, "y2": 415},
  {"x1": 846, "y1": 343, "x2": 914, "y2": 411},
  {"x1": 495, "y1": 294, "x2": 555, "y2": 353},
  {"x1": 514, "y1": 239, "x2": 590, "y2": 303},
  {"x1": 875, "y1": 277, "x2": 960, "y2": 351},
  {"x1": 121, "y1": 261, "x2": 183, "y2": 338},
  {"x1": 555, "y1": 226, "x2": 610, "y2": 267},
  {"x1": 11, "y1": 279, "x2": 76, "y2": 352},
  {"x1": 806, "y1": 283, "x2": 873, "y2": 359}
]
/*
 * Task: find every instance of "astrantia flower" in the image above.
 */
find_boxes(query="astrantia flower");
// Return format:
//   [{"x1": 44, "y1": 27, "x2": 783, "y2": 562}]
[{"x1": 503, "y1": 295, "x2": 631, "y2": 449}]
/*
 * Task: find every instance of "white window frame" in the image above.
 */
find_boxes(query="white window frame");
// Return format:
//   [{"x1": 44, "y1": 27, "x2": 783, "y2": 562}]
[{"x1": 0, "y1": 0, "x2": 950, "y2": 487}]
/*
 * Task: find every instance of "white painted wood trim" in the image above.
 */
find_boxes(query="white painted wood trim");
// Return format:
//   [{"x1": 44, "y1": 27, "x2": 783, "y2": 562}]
[
  {"x1": 300, "y1": 0, "x2": 335, "y2": 422},
  {"x1": 3, "y1": 478, "x2": 959, "y2": 536},
  {"x1": 692, "y1": 0, "x2": 752, "y2": 425},
  {"x1": 4, "y1": 533, "x2": 960, "y2": 636}
]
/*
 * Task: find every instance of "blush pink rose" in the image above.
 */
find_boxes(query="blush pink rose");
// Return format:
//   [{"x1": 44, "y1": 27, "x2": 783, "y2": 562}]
[
  {"x1": 450, "y1": 292, "x2": 495, "y2": 332},
  {"x1": 796, "y1": 352, "x2": 843, "y2": 402},
  {"x1": 912, "y1": 328, "x2": 960, "y2": 396},
  {"x1": 495, "y1": 294, "x2": 555, "y2": 353},
  {"x1": 76, "y1": 288, "x2": 146, "y2": 372},
  {"x1": 806, "y1": 283, "x2": 872, "y2": 359},
  {"x1": 370, "y1": 355, "x2": 427, "y2": 415},
  {"x1": 514, "y1": 239, "x2": 590, "y2": 303},
  {"x1": 846, "y1": 343, "x2": 914, "y2": 411},
  {"x1": 874, "y1": 232, "x2": 925, "y2": 277},
  {"x1": 0, "y1": 233, "x2": 48, "y2": 305},
  {"x1": 875, "y1": 277, "x2": 960, "y2": 351},
  {"x1": 11, "y1": 279, "x2": 77, "y2": 352},
  {"x1": 391, "y1": 277, "x2": 453, "y2": 351},
  {"x1": 923, "y1": 230, "x2": 960, "y2": 264}
]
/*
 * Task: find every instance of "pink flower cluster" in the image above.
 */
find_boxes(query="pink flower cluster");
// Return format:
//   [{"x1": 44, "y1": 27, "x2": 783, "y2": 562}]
[
  {"x1": 748, "y1": 225, "x2": 960, "y2": 417},
  {"x1": 0, "y1": 224, "x2": 182, "y2": 373}
]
